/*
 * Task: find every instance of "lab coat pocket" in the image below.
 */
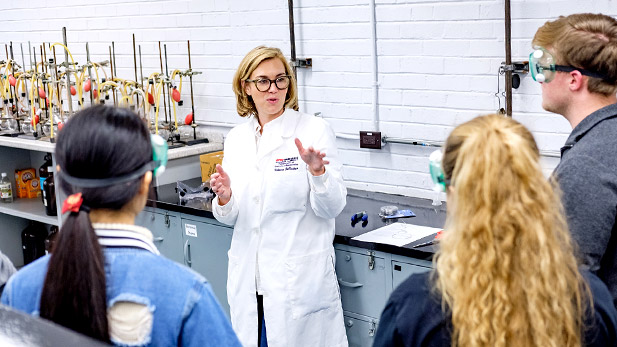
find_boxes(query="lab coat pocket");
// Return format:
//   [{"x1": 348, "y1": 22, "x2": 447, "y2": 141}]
[
  {"x1": 266, "y1": 164, "x2": 309, "y2": 214},
  {"x1": 285, "y1": 249, "x2": 340, "y2": 319}
]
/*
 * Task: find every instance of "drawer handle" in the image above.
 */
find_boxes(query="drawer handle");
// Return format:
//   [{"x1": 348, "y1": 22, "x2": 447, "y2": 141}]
[
  {"x1": 153, "y1": 237, "x2": 164, "y2": 242},
  {"x1": 183, "y1": 240, "x2": 192, "y2": 266},
  {"x1": 338, "y1": 278, "x2": 363, "y2": 288}
]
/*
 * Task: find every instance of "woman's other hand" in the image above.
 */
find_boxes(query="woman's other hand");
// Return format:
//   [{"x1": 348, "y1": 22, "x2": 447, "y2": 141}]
[
  {"x1": 210, "y1": 164, "x2": 232, "y2": 205},
  {"x1": 295, "y1": 138, "x2": 328, "y2": 176}
]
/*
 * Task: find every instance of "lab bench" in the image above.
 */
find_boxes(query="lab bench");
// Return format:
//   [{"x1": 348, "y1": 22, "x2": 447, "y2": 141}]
[{"x1": 140, "y1": 178, "x2": 446, "y2": 347}]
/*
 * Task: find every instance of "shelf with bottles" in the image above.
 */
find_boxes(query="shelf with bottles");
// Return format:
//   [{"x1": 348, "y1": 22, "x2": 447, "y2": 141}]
[{"x1": 0, "y1": 197, "x2": 58, "y2": 226}]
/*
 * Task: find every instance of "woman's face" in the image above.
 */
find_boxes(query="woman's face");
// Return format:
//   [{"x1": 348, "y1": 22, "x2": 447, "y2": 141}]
[{"x1": 245, "y1": 58, "x2": 288, "y2": 122}]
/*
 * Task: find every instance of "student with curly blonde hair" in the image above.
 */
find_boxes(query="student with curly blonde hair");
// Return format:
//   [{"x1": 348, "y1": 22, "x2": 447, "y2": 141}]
[{"x1": 373, "y1": 114, "x2": 617, "y2": 347}]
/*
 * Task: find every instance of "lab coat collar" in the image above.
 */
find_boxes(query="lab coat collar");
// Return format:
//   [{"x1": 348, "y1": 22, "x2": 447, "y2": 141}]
[
  {"x1": 253, "y1": 108, "x2": 298, "y2": 161},
  {"x1": 250, "y1": 108, "x2": 297, "y2": 139}
]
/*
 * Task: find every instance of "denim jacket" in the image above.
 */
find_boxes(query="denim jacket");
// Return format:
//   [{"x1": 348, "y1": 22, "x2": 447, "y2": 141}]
[{"x1": 1, "y1": 224, "x2": 241, "y2": 347}]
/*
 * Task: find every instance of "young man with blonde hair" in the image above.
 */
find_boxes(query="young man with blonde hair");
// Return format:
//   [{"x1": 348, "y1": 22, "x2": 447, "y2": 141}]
[{"x1": 530, "y1": 13, "x2": 617, "y2": 306}]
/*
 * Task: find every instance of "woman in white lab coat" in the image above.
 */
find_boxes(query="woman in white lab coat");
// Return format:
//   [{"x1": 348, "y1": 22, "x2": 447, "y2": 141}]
[{"x1": 210, "y1": 46, "x2": 348, "y2": 347}]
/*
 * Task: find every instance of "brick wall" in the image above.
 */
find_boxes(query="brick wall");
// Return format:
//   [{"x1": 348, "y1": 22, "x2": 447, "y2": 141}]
[{"x1": 1, "y1": 0, "x2": 615, "y2": 198}]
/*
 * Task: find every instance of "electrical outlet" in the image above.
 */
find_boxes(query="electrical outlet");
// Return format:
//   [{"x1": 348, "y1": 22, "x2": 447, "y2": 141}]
[{"x1": 360, "y1": 131, "x2": 382, "y2": 149}]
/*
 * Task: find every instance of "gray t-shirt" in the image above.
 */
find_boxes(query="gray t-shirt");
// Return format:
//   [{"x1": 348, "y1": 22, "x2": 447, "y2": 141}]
[{"x1": 553, "y1": 103, "x2": 617, "y2": 307}]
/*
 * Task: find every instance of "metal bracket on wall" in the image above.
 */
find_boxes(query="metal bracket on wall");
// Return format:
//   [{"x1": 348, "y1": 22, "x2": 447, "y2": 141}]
[
  {"x1": 291, "y1": 58, "x2": 312, "y2": 68},
  {"x1": 501, "y1": 61, "x2": 529, "y2": 74}
]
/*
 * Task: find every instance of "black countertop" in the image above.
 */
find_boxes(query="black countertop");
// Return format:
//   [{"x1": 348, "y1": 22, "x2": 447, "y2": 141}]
[{"x1": 147, "y1": 179, "x2": 447, "y2": 259}]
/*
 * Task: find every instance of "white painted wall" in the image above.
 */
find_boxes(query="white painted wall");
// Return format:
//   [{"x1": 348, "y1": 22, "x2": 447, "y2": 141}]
[{"x1": 1, "y1": 0, "x2": 615, "y2": 199}]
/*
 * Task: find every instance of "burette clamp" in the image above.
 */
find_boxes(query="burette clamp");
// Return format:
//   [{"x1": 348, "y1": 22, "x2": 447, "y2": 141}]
[{"x1": 182, "y1": 69, "x2": 202, "y2": 77}]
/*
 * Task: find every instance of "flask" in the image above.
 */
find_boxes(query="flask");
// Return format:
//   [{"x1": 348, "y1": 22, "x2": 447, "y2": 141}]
[
  {"x1": 0, "y1": 173, "x2": 13, "y2": 203},
  {"x1": 42, "y1": 169, "x2": 57, "y2": 216}
]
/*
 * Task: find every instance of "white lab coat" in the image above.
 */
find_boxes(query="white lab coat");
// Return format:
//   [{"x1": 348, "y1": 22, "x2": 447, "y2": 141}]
[{"x1": 213, "y1": 109, "x2": 348, "y2": 347}]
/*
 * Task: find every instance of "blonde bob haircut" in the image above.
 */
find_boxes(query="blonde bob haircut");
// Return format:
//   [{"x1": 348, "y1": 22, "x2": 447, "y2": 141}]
[
  {"x1": 232, "y1": 46, "x2": 299, "y2": 118},
  {"x1": 533, "y1": 13, "x2": 617, "y2": 96},
  {"x1": 435, "y1": 114, "x2": 591, "y2": 347}
]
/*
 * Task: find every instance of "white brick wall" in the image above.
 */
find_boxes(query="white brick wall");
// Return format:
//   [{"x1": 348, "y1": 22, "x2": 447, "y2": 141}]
[{"x1": 1, "y1": 0, "x2": 616, "y2": 199}]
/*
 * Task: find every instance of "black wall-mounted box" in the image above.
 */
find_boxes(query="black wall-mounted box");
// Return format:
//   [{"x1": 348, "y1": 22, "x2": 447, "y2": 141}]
[{"x1": 360, "y1": 131, "x2": 382, "y2": 149}]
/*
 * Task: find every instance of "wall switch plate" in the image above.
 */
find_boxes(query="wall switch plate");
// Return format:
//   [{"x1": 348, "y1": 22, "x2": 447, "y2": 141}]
[{"x1": 360, "y1": 131, "x2": 382, "y2": 149}]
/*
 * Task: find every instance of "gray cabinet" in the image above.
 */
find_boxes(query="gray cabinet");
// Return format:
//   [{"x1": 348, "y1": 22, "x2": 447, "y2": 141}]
[
  {"x1": 180, "y1": 217, "x2": 233, "y2": 318},
  {"x1": 344, "y1": 312, "x2": 378, "y2": 347},
  {"x1": 392, "y1": 259, "x2": 431, "y2": 290},
  {"x1": 135, "y1": 209, "x2": 184, "y2": 264},
  {"x1": 135, "y1": 210, "x2": 233, "y2": 318},
  {"x1": 335, "y1": 248, "x2": 388, "y2": 318}
]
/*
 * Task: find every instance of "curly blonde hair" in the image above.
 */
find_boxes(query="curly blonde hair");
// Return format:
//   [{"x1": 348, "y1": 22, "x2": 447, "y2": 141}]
[
  {"x1": 434, "y1": 114, "x2": 591, "y2": 347},
  {"x1": 232, "y1": 46, "x2": 299, "y2": 117}
]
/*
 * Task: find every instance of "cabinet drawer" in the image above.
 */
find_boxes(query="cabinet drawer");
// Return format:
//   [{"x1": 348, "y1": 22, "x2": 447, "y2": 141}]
[
  {"x1": 344, "y1": 312, "x2": 378, "y2": 347},
  {"x1": 335, "y1": 249, "x2": 387, "y2": 318},
  {"x1": 392, "y1": 260, "x2": 430, "y2": 291}
]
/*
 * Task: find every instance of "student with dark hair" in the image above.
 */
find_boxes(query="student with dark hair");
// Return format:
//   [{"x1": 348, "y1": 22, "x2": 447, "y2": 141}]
[{"x1": 1, "y1": 105, "x2": 241, "y2": 346}]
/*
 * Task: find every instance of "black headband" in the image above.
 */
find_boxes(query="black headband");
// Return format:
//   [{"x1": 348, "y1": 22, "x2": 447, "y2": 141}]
[{"x1": 58, "y1": 161, "x2": 157, "y2": 188}]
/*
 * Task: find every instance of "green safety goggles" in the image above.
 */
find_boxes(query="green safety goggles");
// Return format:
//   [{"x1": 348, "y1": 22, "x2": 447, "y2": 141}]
[{"x1": 529, "y1": 47, "x2": 607, "y2": 83}]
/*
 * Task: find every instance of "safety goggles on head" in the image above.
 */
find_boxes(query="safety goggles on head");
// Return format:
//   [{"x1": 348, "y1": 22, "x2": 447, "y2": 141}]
[
  {"x1": 429, "y1": 150, "x2": 449, "y2": 193},
  {"x1": 246, "y1": 75, "x2": 291, "y2": 92},
  {"x1": 529, "y1": 47, "x2": 607, "y2": 83},
  {"x1": 59, "y1": 134, "x2": 168, "y2": 188}
]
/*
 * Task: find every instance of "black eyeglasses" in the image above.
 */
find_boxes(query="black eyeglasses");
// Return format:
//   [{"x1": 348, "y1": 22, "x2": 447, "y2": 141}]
[{"x1": 246, "y1": 75, "x2": 291, "y2": 92}]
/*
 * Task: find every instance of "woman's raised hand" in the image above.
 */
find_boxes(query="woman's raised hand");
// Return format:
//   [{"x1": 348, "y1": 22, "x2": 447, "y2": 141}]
[{"x1": 295, "y1": 138, "x2": 328, "y2": 176}]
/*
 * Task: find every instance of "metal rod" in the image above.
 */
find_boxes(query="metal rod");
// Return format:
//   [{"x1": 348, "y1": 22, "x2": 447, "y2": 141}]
[
  {"x1": 10, "y1": 42, "x2": 20, "y2": 132},
  {"x1": 5, "y1": 44, "x2": 15, "y2": 108},
  {"x1": 52, "y1": 46, "x2": 63, "y2": 122},
  {"x1": 86, "y1": 42, "x2": 94, "y2": 105},
  {"x1": 112, "y1": 41, "x2": 118, "y2": 104},
  {"x1": 187, "y1": 40, "x2": 197, "y2": 139},
  {"x1": 132, "y1": 34, "x2": 139, "y2": 110},
  {"x1": 287, "y1": 0, "x2": 297, "y2": 77},
  {"x1": 164, "y1": 44, "x2": 173, "y2": 127},
  {"x1": 109, "y1": 46, "x2": 116, "y2": 105},
  {"x1": 62, "y1": 27, "x2": 74, "y2": 116},
  {"x1": 40, "y1": 45, "x2": 49, "y2": 125},
  {"x1": 19, "y1": 43, "x2": 29, "y2": 131},
  {"x1": 32, "y1": 47, "x2": 39, "y2": 137},
  {"x1": 112, "y1": 41, "x2": 117, "y2": 76},
  {"x1": 504, "y1": 0, "x2": 513, "y2": 117},
  {"x1": 139, "y1": 45, "x2": 145, "y2": 117},
  {"x1": 158, "y1": 41, "x2": 168, "y2": 124}
]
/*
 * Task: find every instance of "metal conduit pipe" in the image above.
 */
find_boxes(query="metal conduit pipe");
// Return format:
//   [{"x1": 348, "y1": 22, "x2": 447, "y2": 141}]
[
  {"x1": 504, "y1": 0, "x2": 513, "y2": 117},
  {"x1": 288, "y1": 0, "x2": 297, "y2": 78},
  {"x1": 369, "y1": 0, "x2": 380, "y2": 131}
]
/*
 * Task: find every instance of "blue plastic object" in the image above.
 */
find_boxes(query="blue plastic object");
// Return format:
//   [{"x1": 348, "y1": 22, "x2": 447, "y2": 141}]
[{"x1": 380, "y1": 209, "x2": 416, "y2": 219}]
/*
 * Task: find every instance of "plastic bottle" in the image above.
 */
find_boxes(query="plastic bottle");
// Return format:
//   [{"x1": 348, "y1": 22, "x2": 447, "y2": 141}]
[
  {"x1": 39, "y1": 153, "x2": 52, "y2": 203},
  {"x1": 0, "y1": 172, "x2": 13, "y2": 203},
  {"x1": 42, "y1": 169, "x2": 57, "y2": 216}
]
